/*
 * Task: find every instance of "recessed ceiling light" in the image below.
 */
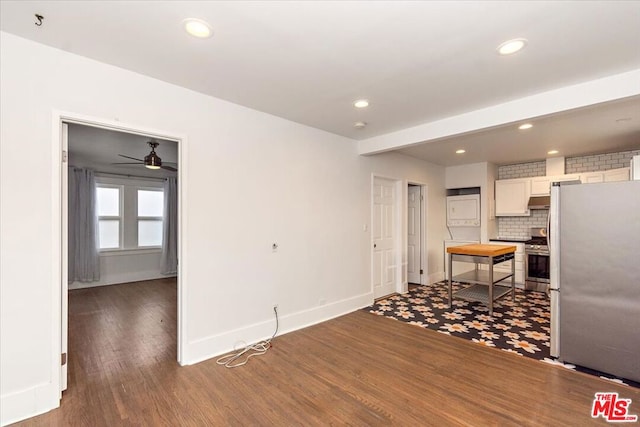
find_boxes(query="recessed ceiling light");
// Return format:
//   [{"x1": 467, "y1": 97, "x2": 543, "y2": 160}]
[
  {"x1": 616, "y1": 117, "x2": 632, "y2": 123},
  {"x1": 548, "y1": 150, "x2": 559, "y2": 155},
  {"x1": 184, "y1": 19, "x2": 213, "y2": 38},
  {"x1": 354, "y1": 121, "x2": 367, "y2": 129},
  {"x1": 456, "y1": 149, "x2": 466, "y2": 154},
  {"x1": 354, "y1": 99, "x2": 369, "y2": 108},
  {"x1": 497, "y1": 38, "x2": 527, "y2": 55},
  {"x1": 518, "y1": 123, "x2": 533, "y2": 130}
]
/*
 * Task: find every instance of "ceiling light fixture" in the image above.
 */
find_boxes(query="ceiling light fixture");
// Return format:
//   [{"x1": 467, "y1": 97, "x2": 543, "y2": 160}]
[
  {"x1": 456, "y1": 149, "x2": 466, "y2": 154},
  {"x1": 144, "y1": 142, "x2": 162, "y2": 169},
  {"x1": 497, "y1": 38, "x2": 527, "y2": 55},
  {"x1": 184, "y1": 18, "x2": 213, "y2": 38},
  {"x1": 547, "y1": 150, "x2": 559, "y2": 155},
  {"x1": 354, "y1": 99, "x2": 369, "y2": 108},
  {"x1": 354, "y1": 121, "x2": 367, "y2": 129},
  {"x1": 518, "y1": 123, "x2": 533, "y2": 130}
]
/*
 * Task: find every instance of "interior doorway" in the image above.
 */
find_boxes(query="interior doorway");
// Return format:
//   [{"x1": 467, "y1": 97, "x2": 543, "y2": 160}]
[
  {"x1": 56, "y1": 113, "x2": 185, "y2": 398},
  {"x1": 407, "y1": 183, "x2": 428, "y2": 286},
  {"x1": 372, "y1": 176, "x2": 402, "y2": 299},
  {"x1": 407, "y1": 184, "x2": 422, "y2": 284}
]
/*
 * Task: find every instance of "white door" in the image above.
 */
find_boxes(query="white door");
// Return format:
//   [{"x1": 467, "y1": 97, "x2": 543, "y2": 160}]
[
  {"x1": 61, "y1": 123, "x2": 69, "y2": 392},
  {"x1": 407, "y1": 185, "x2": 421, "y2": 284},
  {"x1": 373, "y1": 177, "x2": 397, "y2": 298}
]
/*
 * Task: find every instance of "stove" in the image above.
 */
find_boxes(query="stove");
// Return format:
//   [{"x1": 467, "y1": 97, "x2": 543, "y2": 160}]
[
  {"x1": 525, "y1": 227, "x2": 549, "y2": 289},
  {"x1": 524, "y1": 227, "x2": 548, "y2": 254}
]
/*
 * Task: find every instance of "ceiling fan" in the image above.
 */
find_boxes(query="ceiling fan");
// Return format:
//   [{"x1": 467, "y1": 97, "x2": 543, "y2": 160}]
[{"x1": 113, "y1": 141, "x2": 177, "y2": 171}]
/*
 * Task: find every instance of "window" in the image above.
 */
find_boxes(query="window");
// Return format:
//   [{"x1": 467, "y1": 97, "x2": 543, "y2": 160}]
[
  {"x1": 137, "y1": 189, "x2": 164, "y2": 247},
  {"x1": 96, "y1": 185, "x2": 122, "y2": 249},
  {"x1": 95, "y1": 178, "x2": 165, "y2": 251}
]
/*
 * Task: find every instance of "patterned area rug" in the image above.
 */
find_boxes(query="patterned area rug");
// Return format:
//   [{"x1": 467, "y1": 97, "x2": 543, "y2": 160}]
[{"x1": 366, "y1": 282, "x2": 639, "y2": 389}]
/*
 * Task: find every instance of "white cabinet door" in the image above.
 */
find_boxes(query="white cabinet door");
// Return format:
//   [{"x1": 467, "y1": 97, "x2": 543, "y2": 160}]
[
  {"x1": 531, "y1": 175, "x2": 580, "y2": 196},
  {"x1": 581, "y1": 168, "x2": 629, "y2": 184},
  {"x1": 604, "y1": 167, "x2": 629, "y2": 182},
  {"x1": 530, "y1": 176, "x2": 552, "y2": 196},
  {"x1": 581, "y1": 172, "x2": 604, "y2": 184},
  {"x1": 495, "y1": 179, "x2": 531, "y2": 216}
]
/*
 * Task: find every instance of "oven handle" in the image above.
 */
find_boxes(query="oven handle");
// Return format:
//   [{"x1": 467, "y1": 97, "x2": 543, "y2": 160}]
[{"x1": 525, "y1": 250, "x2": 550, "y2": 256}]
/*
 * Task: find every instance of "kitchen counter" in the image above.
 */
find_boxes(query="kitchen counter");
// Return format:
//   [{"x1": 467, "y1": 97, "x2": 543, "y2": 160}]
[
  {"x1": 490, "y1": 238, "x2": 529, "y2": 243},
  {"x1": 446, "y1": 243, "x2": 517, "y2": 257},
  {"x1": 446, "y1": 244, "x2": 516, "y2": 315}
]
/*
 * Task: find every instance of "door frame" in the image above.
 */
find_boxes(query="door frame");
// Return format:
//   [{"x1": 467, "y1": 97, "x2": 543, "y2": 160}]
[
  {"x1": 371, "y1": 174, "x2": 403, "y2": 297},
  {"x1": 51, "y1": 110, "x2": 188, "y2": 400},
  {"x1": 407, "y1": 181, "x2": 428, "y2": 286}
]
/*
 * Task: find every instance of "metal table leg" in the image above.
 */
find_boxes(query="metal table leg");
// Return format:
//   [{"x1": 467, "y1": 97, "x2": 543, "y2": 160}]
[
  {"x1": 448, "y1": 253, "x2": 453, "y2": 308},
  {"x1": 489, "y1": 256, "x2": 494, "y2": 316}
]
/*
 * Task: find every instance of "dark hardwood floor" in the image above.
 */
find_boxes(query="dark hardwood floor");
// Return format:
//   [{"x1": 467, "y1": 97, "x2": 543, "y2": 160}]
[{"x1": 13, "y1": 279, "x2": 640, "y2": 426}]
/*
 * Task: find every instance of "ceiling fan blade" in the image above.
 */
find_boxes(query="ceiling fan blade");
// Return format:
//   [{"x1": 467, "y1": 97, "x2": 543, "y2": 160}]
[
  {"x1": 111, "y1": 162, "x2": 143, "y2": 165},
  {"x1": 161, "y1": 165, "x2": 178, "y2": 172},
  {"x1": 118, "y1": 154, "x2": 144, "y2": 161}
]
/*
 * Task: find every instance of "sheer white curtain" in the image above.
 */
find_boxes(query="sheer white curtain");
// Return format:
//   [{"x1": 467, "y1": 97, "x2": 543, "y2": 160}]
[
  {"x1": 68, "y1": 167, "x2": 100, "y2": 282},
  {"x1": 161, "y1": 177, "x2": 178, "y2": 275}
]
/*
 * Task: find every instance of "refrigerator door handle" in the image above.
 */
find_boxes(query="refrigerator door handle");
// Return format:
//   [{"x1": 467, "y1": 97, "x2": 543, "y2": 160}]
[{"x1": 550, "y1": 287, "x2": 560, "y2": 358}]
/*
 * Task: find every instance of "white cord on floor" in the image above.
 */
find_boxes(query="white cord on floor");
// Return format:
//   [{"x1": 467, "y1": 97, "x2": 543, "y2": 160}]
[{"x1": 216, "y1": 306, "x2": 279, "y2": 368}]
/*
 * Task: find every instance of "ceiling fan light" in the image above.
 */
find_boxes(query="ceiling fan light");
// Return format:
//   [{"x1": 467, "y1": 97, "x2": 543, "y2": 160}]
[{"x1": 144, "y1": 152, "x2": 162, "y2": 169}]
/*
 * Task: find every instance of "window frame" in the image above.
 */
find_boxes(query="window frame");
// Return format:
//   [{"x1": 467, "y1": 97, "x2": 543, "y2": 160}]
[
  {"x1": 96, "y1": 183, "x2": 124, "y2": 251},
  {"x1": 136, "y1": 187, "x2": 164, "y2": 248}
]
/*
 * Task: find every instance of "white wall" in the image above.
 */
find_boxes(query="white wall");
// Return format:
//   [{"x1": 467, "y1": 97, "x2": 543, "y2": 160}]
[{"x1": 0, "y1": 32, "x2": 446, "y2": 425}]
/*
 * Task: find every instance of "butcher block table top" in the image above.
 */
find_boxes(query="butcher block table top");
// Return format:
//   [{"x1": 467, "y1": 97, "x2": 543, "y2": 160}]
[{"x1": 446, "y1": 244, "x2": 516, "y2": 257}]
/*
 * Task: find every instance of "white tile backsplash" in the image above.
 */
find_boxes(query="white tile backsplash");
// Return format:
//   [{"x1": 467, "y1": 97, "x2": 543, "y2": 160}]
[{"x1": 498, "y1": 209, "x2": 548, "y2": 239}]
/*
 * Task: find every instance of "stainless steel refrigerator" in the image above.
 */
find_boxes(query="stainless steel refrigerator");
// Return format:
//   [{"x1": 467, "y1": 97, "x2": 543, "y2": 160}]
[{"x1": 549, "y1": 180, "x2": 640, "y2": 382}]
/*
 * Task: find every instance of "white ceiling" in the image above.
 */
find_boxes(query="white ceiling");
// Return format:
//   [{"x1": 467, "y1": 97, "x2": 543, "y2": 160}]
[
  {"x1": 2, "y1": 1, "x2": 639, "y2": 166},
  {"x1": 68, "y1": 124, "x2": 178, "y2": 178}
]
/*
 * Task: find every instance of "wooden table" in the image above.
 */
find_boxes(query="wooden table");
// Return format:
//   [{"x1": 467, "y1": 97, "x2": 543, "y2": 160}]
[{"x1": 446, "y1": 244, "x2": 516, "y2": 315}]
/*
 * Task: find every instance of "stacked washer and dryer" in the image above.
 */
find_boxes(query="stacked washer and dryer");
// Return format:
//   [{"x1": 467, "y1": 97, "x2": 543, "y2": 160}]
[{"x1": 444, "y1": 187, "x2": 482, "y2": 279}]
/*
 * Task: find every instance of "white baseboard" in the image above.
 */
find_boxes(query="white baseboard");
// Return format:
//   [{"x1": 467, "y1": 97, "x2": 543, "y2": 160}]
[
  {"x1": 184, "y1": 291, "x2": 374, "y2": 366},
  {"x1": 69, "y1": 273, "x2": 176, "y2": 289},
  {"x1": 0, "y1": 382, "x2": 59, "y2": 426},
  {"x1": 429, "y1": 271, "x2": 445, "y2": 284}
]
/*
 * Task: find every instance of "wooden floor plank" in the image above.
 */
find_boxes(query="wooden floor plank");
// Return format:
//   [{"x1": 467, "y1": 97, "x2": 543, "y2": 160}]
[{"x1": 11, "y1": 278, "x2": 640, "y2": 426}]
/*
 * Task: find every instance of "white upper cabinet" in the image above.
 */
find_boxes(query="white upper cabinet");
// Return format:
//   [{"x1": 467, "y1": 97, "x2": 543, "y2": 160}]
[
  {"x1": 581, "y1": 172, "x2": 604, "y2": 184},
  {"x1": 495, "y1": 178, "x2": 531, "y2": 216},
  {"x1": 495, "y1": 168, "x2": 630, "y2": 217},
  {"x1": 579, "y1": 167, "x2": 630, "y2": 184},
  {"x1": 604, "y1": 167, "x2": 630, "y2": 182},
  {"x1": 530, "y1": 174, "x2": 580, "y2": 196},
  {"x1": 530, "y1": 177, "x2": 552, "y2": 196}
]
